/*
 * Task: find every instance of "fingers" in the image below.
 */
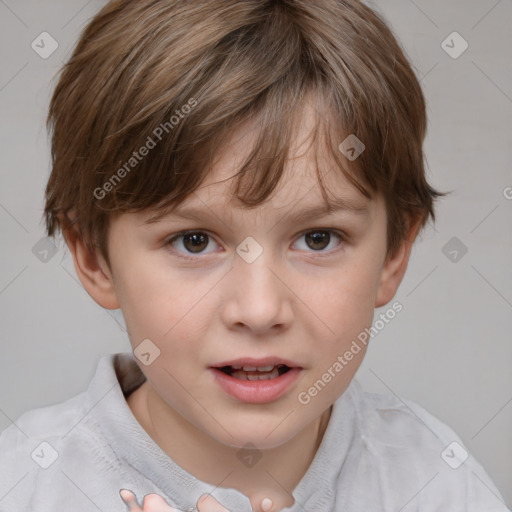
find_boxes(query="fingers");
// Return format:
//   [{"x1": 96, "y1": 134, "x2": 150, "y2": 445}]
[
  {"x1": 197, "y1": 494, "x2": 232, "y2": 512},
  {"x1": 120, "y1": 489, "x2": 144, "y2": 512},
  {"x1": 121, "y1": 489, "x2": 231, "y2": 512},
  {"x1": 141, "y1": 493, "x2": 183, "y2": 512}
]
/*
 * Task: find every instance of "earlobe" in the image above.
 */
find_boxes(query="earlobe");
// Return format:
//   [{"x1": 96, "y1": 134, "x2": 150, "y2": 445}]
[
  {"x1": 63, "y1": 227, "x2": 120, "y2": 310},
  {"x1": 375, "y1": 217, "x2": 422, "y2": 308}
]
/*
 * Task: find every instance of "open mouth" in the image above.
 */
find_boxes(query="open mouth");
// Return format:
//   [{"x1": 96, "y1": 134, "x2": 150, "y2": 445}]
[
  {"x1": 210, "y1": 360, "x2": 302, "y2": 403},
  {"x1": 216, "y1": 364, "x2": 291, "y2": 381}
]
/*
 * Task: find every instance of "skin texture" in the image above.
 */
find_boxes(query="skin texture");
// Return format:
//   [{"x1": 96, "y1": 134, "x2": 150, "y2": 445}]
[{"x1": 66, "y1": 99, "x2": 419, "y2": 512}]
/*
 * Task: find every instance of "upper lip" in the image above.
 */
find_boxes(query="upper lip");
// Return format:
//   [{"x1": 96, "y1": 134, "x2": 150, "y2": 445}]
[{"x1": 210, "y1": 357, "x2": 302, "y2": 369}]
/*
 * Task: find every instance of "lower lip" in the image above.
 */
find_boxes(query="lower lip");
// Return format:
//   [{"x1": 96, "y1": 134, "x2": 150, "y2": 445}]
[{"x1": 210, "y1": 367, "x2": 302, "y2": 404}]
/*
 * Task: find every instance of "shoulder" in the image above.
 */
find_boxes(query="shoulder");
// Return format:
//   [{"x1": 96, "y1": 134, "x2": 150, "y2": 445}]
[
  {"x1": 0, "y1": 391, "x2": 88, "y2": 511},
  {"x1": 340, "y1": 380, "x2": 510, "y2": 511},
  {"x1": 0, "y1": 353, "x2": 135, "y2": 512}
]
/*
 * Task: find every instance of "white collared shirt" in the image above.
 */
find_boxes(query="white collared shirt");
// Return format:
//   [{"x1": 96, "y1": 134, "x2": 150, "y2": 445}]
[{"x1": 0, "y1": 353, "x2": 509, "y2": 511}]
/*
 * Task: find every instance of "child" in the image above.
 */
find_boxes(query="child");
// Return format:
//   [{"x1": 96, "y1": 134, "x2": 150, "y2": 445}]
[{"x1": 0, "y1": 0, "x2": 509, "y2": 511}]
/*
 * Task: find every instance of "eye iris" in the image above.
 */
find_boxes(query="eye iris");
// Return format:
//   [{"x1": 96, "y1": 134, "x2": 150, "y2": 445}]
[
  {"x1": 306, "y1": 231, "x2": 330, "y2": 250},
  {"x1": 179, "y1": 231, "x2": 333, "y2": 254},
  {"x1": 184, "y1": 232, "x2": 208, "y2": 253}
]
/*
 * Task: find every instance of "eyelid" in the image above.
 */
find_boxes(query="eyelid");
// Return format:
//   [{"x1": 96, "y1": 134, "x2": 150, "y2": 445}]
[
  {"x1": 294, "y1": 229, "x2": 346, "y2": 258},
  {"x1": 165, "y1": 229, "x2": 220, "y2": 258},
  {"x1": 165, "y1": 227, "x2": 348, "y2": 260}
]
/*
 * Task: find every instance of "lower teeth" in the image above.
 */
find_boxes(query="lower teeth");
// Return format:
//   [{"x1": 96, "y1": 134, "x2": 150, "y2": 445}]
[{"x1": 230, "y1": 368, "x2": 280, "y2": 380}]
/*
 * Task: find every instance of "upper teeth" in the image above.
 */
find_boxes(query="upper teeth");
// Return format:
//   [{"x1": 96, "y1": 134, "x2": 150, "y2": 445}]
[{"x1": 231, "y1": 365, "x2": 276, "y2": 372}]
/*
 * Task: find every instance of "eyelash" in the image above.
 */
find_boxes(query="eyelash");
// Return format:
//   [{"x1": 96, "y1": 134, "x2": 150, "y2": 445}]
[{"x1": 164, "y1": 229, "x2": 347, "y2": 261}]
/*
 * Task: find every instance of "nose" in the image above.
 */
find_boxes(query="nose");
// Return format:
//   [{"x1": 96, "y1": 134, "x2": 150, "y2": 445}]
[{"x1": 221, "y1": 249, "x2": 293, "y2": 335}]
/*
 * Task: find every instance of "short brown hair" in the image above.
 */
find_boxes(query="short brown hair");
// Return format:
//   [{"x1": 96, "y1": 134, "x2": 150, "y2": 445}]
[{"x1": 44, "y1": 0, "x2": 444, "y2": 267}]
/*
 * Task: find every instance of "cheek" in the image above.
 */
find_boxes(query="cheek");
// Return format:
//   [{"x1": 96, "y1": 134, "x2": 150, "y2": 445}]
[
  {"x1": 297, "y1": 256, "x2": 382, "y2": 399},
  {"x1": 115, "y1": 257, "x2": 217, "y2": 354},
  {"x1": 313, "y1": 259, "x2": 382, "y2": 335},
  {"x1": 111, "y1": 255, "x2": 175, "y2": 342}
]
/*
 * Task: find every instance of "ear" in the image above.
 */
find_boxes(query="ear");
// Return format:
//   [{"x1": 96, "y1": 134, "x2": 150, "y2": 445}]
[
  {"x1": 63, "y1": 225, "x2": 120, "y2": 310},
  {"x1": 375, "y1": 216, "x2": 422, "y2": 308}
]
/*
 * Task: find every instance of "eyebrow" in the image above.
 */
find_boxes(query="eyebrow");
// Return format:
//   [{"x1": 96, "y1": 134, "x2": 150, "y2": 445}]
[
  {"x1": 284, "y1": 196, "x2": 370, "y2": 223},
  {"x1": 147, "y1": 196, "x2": 369, "y2": 225}
]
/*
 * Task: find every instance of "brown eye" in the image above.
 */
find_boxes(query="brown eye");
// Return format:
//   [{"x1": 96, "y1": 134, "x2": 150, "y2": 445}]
[
  {"x1": 305, "y1": 231, "x2": 331, "y2": 250},
  {"x1": 181, "y1": 232, "x2": 209, "y2": 253},
  {"x1": 294, "y1": 229, "x2": 344, "y2": 254},
  {"x1": 167, "y1": 231, "x2": 217, "y2": 258}
]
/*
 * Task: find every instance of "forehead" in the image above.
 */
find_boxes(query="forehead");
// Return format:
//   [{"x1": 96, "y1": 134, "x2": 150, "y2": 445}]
[
  {"x1": 138, "y1": 95, "x2": 384, "y2": 229},
  {"x1": 190, "y1": 101, "x2": 372, "y2": 211}
]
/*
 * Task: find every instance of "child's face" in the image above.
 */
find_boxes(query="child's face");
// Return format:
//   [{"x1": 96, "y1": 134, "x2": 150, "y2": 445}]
[{"x1": 95, "y1": 103, "x2": 408, "y2": 450}]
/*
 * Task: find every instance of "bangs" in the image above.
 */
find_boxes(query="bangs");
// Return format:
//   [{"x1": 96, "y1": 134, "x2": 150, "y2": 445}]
[
  {"x1": 138, "y1": 85, "x2": 375, "y2": 227},
  {"x1": 45, "y1": 0, "x2": 442, "y2": 264},
  {"x1": 89, "y1": 8, "x2": 377, "y2": 222}
]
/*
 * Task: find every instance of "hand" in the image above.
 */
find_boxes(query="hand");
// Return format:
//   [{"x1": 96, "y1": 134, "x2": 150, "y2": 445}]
[{"x1": 120, "y1": 489, "x2": 232, "y2": 512}]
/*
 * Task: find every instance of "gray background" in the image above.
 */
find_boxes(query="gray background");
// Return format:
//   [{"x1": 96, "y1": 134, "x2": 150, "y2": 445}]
[{"x1": 1, "y1": 0, "x2": 511, "y2": 506}]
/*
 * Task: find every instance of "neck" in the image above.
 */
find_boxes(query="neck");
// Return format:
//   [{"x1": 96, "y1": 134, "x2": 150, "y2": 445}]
[{"x1": 127, "y1": 381, "x2": 332, "y2": 512}]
